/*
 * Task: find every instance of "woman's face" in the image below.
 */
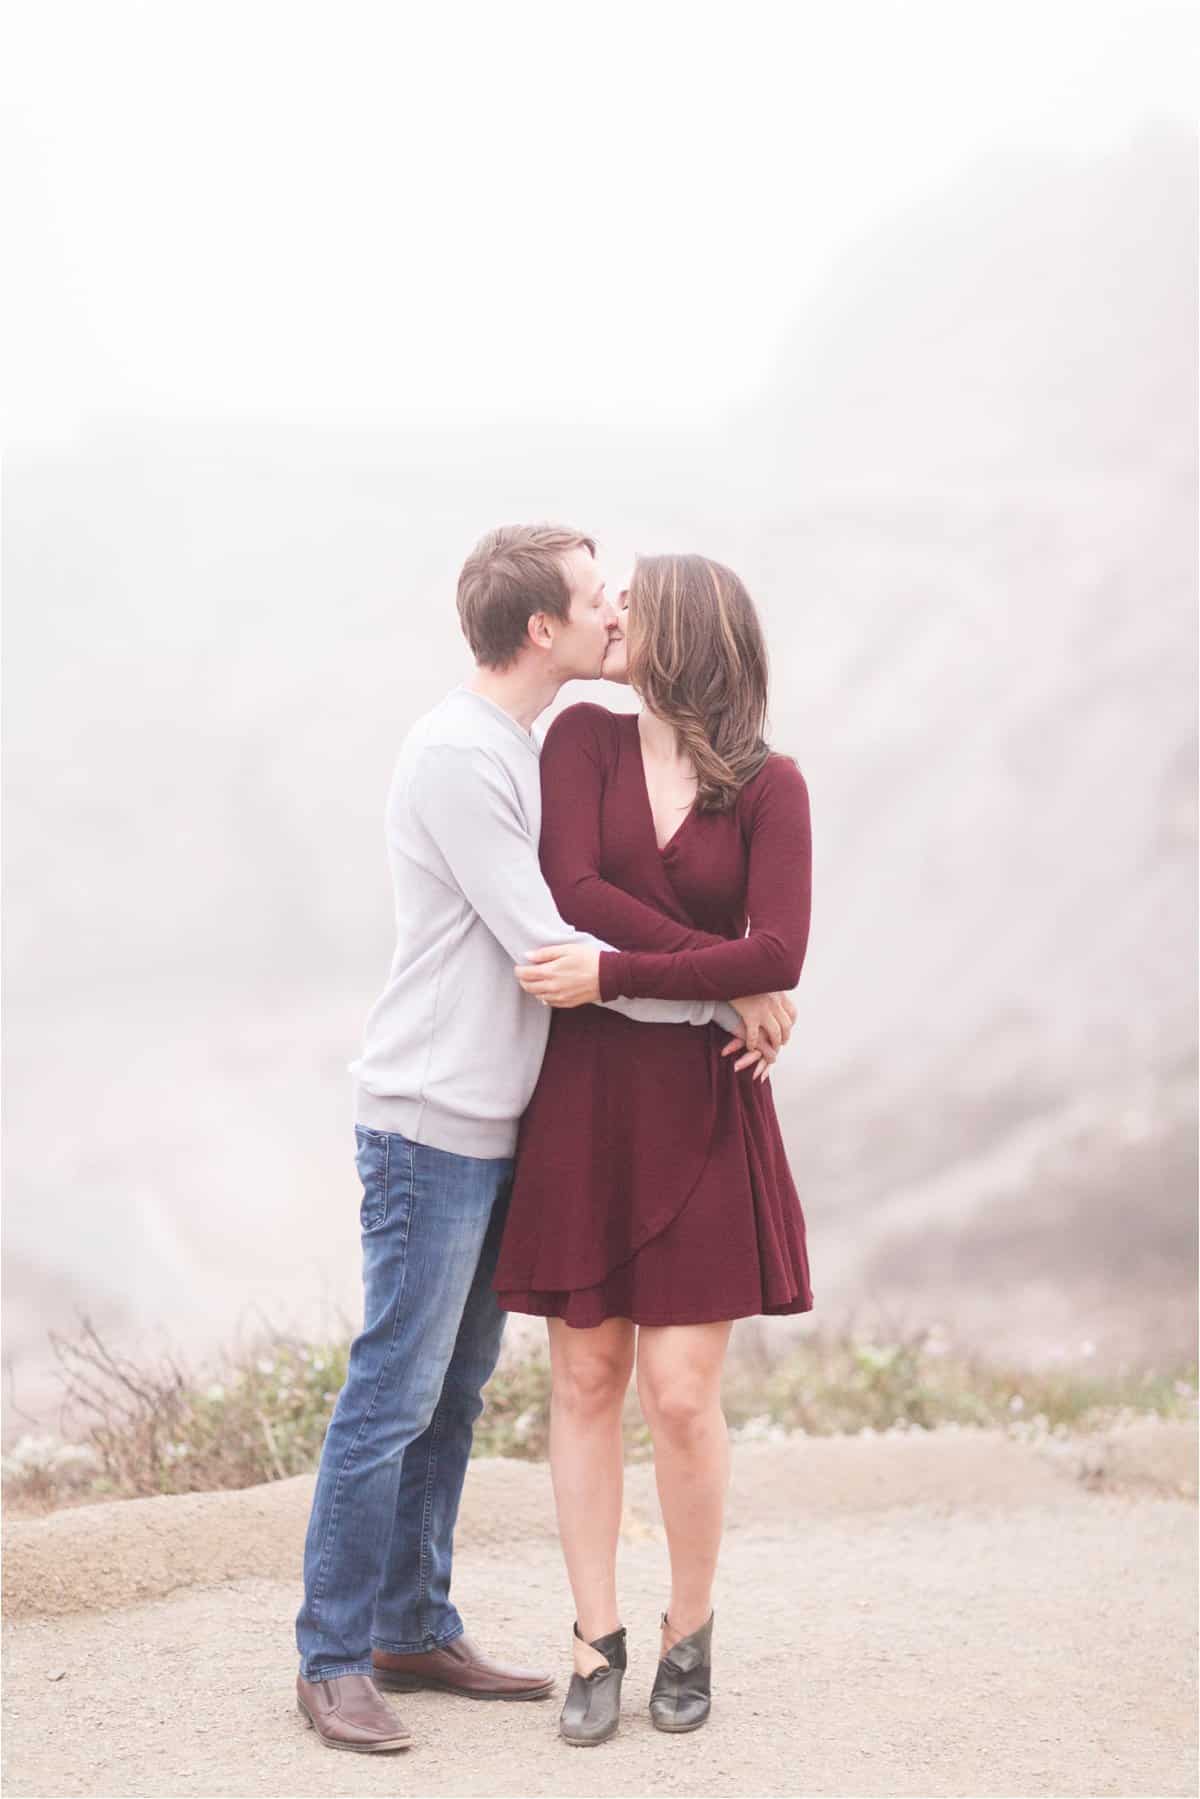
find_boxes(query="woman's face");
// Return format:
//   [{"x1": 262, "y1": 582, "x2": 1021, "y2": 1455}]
[{"x1": 600, "y1": 583, "x2": 632, "y2": 685}]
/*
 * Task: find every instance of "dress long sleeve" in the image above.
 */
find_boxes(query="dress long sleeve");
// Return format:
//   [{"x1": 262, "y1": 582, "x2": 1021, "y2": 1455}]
[{"x1": 598, "y1": 757, "x2": 811, "y2": 1002}]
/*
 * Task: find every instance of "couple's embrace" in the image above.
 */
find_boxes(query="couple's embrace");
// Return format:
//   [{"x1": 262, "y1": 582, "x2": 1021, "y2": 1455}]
[{"x1": 294, "y1": 524, "x2": 813, "y2": 1750}]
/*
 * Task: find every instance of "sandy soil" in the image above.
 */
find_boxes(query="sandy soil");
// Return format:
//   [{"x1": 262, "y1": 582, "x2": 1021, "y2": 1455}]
[{"x1": 3, "y1": 1424, "x2": 1196, "y2": 1799}]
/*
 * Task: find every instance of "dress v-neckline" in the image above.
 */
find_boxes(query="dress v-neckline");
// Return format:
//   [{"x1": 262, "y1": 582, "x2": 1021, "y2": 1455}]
[{"x1": 628, "y1": 714, "x2": 698, "y2": 856}]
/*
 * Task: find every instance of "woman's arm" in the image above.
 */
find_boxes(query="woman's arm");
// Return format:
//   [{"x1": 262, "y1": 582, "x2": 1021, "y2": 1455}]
[
  {"x1": 597, "y1": 758, "x2": 811, "y2": 1002},
  {"x1": 539, "y1": 705, "x2": 727, "y2": 954}
]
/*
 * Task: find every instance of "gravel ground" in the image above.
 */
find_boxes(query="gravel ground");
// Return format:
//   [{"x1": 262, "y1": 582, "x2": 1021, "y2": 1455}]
[{"x1": 3, "y1": 1425, "x2": 1196, "y2": 1798}]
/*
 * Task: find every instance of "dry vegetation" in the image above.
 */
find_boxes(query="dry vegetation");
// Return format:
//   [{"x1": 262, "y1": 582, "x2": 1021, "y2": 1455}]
[{"x1": 3, "y1": 1316, "x2": 1194, "y2": 1514}]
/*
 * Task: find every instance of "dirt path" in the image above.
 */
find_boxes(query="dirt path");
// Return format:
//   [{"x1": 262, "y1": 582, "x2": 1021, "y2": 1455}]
[{"x1": 3, "y1": 1425, "x2": 1196, "y2": 1798}]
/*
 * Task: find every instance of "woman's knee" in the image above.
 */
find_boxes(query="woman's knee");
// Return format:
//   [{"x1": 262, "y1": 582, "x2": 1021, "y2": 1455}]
[
  {"x1": 639, "y1": 1371, "x2": 721, "y2": 1440},
  {"x1": 552, "y1": 1343, "x2": 632, "y2": 1417}
]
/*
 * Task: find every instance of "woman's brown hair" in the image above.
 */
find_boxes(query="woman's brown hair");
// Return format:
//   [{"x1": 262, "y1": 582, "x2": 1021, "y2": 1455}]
[{"x1": 626, "y1": 554, "x2": 771, "y2": 812}]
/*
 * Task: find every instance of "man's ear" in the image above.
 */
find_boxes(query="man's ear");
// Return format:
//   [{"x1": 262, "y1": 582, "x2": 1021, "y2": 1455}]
[{"x1": 527, "y1": 611, "x2": 554, "y2": 651}]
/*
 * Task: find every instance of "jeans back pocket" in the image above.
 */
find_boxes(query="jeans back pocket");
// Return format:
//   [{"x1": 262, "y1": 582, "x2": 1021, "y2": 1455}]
[{"x1": 354, "y1": 1126, "x2": 390, "y2": 1233}]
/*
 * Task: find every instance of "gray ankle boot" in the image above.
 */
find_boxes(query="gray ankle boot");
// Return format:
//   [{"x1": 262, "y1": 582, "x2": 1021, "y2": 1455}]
[
  {"x1": 559, "y1": 1624, "x2": 627, "y2": 1746},
  {"x1": 649, "y1": 1611, "x2": 713, "y2": 1733}
]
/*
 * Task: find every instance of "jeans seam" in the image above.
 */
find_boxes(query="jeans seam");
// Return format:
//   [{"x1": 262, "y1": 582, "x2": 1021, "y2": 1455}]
[
  {"x1": 309, "y1": 1138, "x2": 415, "y2": 1629},
  {"x1": 377, "y1": 1128, "x2": 391, "y2": 1232},
  {"x1": 415, "y1": 1390, "x2": 447, "y2": 1639}
]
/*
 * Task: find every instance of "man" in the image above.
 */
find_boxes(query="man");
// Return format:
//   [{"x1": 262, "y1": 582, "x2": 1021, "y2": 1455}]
[{"x1": 294, "y1": 524, "x2": 791, "y2": 1752}]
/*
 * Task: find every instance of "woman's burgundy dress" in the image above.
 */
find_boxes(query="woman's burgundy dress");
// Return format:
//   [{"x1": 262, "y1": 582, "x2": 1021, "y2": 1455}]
[{"x1": 492, "y1": 702, "x2": 813, "y2": 1328}]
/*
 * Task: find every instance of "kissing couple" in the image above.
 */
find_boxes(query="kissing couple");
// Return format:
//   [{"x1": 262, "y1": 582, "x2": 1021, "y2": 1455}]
[{"x1": 294, "y1": 523, "x2": 812, "y2": 1750}]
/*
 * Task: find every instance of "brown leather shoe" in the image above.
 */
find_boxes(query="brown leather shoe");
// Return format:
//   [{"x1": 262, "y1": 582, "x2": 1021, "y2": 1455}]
[
  {"x1": 296, "y1": 1673, "x2": 412, "y2": 1752},
  {"x1": 372, "y1": 1632, "x2": 554, "y2": 1701}
]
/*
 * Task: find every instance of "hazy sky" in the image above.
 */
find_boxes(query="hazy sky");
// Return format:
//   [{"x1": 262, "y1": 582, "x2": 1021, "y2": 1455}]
[{"x1": 4, "y1": 0, "x2": 1196, "y2": 446}]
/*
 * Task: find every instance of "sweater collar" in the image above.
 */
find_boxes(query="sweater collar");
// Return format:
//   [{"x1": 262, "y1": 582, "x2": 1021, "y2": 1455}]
[{"x1": 450, "y1": 686, "x2": 539, "y2": 754}]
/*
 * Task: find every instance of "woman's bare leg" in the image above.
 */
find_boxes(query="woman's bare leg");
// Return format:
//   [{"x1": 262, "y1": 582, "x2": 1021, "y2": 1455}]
[
  {"x1": 636, "y1": 1320, "x2": 733, "y2": 1651},
  {"x1": 547, "y1": 1316, "x2": 636, "y2": 1642}
]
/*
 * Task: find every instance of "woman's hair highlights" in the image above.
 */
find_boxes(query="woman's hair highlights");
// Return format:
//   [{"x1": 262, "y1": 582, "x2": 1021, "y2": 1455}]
[{"x1": 626, "y1": 554, "x2": 771, "y2": 811}]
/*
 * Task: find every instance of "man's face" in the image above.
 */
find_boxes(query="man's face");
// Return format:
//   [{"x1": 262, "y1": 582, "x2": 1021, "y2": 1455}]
[{"x1": 547, "y1": 546, "x2": 618, "y2": 680}]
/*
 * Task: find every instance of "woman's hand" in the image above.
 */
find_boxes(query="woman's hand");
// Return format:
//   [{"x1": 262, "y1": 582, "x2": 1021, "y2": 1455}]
[
  {"x1": 722, "y1": 1037, "x2": 775, "y2": 1082},
  {"x1": 728, "y1": 991, "x2": 796, "y2": 1056},
  {"x1": 718, "y1": 993, "x2": 795, "y2": 1083},
  {"x1": 515, "y1": 944, "x2": 602, "y2": 1007}
]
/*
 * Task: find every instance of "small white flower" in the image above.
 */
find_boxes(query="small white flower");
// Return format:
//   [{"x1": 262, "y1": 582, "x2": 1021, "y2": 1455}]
[
  {"x1": 2, "y1": 1434, "x2": 99, "y2": 1479},
  {"x1": 3, "y1": 1434, "x2": 61, "y2": 1474},
  {"x1": 736, "y1": 1414, "x2": 774, "y2": 1442},
  {"x1": 1009, "y1": 1394, "x2": 1025, "y2": 1414},
  {"x1": 54, "y1": 1443, "x2": 99, "y2": 1471},
  {"x1": 206, "y1": 1384, "x2": 225, "y2": 1403},
  {"x1": 257, "y1": 1358, "x2": 276, "y2": 1376}
]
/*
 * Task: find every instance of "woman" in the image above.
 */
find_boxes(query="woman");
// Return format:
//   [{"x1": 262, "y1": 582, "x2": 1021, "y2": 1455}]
[{"x1": 492, "y1": 554, "x2": 812, "y2": 1745}]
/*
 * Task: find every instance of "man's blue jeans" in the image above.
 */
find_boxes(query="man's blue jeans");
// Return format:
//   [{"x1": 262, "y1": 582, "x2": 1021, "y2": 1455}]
[{"x1": 295, "y1": 1126, "x2": 512, "y2": 1681}]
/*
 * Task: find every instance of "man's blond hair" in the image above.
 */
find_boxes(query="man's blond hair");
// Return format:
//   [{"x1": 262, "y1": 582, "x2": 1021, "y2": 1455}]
[{"x1": 456, "y1": 524, "x2": 596, "y2": 669}]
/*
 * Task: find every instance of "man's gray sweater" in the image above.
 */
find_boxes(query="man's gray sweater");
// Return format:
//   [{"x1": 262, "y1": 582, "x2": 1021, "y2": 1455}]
[{"x1": 352, "y1": 688, "x2": 737, "y2": 1159}]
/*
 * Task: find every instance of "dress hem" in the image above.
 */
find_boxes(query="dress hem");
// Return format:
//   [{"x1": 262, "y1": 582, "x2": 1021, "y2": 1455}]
[{"x1": 495, "y1": 1293, "x2": 815, "y2": 1329}]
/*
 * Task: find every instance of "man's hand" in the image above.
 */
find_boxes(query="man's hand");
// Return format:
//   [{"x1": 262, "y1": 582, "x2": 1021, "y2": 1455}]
[{"x1": 515, "y1": 943, "x2": 602, "y2": 1007}]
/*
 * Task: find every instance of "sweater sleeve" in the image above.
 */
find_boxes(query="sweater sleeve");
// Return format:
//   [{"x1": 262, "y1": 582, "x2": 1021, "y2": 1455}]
[
  {"x1": 407, "y1": 743, "x2": 721, "y2": 1030},
  {"x1": 539, "y1": 706, "x2": 727, "y2": 954},
  {"x1": 598, "y1": 757, "x2": 812, "y2": 1003}
]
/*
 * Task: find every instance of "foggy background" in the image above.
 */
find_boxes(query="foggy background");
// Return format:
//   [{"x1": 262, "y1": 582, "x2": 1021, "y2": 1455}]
[{"x1": 3, "y1": 1, "x2": 1197, "y2": 1428}]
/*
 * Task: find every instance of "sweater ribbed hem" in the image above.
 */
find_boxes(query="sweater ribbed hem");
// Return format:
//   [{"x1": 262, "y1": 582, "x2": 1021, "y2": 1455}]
[{"x1": 353, "y1": 1088, "x2": 518, "y2": 1161}]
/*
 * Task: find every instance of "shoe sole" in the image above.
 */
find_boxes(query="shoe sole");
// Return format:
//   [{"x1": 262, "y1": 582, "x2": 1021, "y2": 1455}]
[
  {"x1": 372, "y1": 1673, "x2": 554, "y2": 1702},
  {"x1": 297, "y1": 1700, "x2": 412, "y2": 1750},
  {"x1": 560, "y1": 1720, "x2": 620, "y2": 1747},
  {"x1": 650, "y1": 1711, "x2": 711, "y2": 1734}
]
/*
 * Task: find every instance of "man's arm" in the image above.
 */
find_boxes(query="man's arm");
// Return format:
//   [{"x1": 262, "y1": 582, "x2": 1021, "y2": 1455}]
[{"x1": 408, "y1": 744, "x2": 744, "y2": 1034}]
